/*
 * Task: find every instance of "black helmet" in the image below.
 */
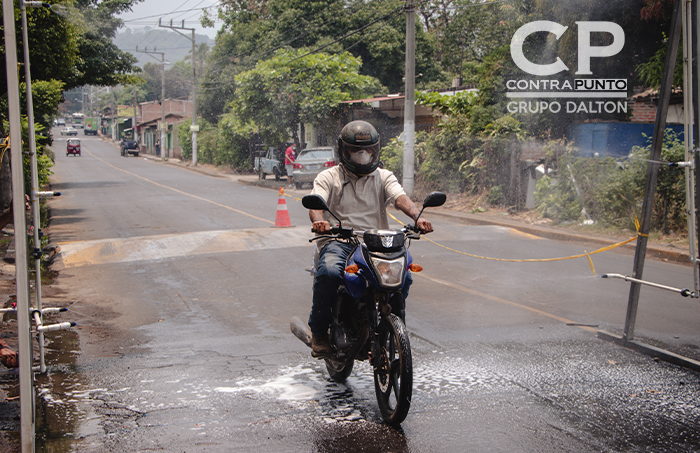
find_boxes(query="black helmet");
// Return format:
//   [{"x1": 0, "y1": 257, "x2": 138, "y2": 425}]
[{"x1": 338, "y1": 120, "x2": 380, "y2": 176}]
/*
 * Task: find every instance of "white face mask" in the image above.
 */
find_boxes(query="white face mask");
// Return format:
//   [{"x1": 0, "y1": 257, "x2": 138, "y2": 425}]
[{"x1": 349, "y1": 150, "x2": 371, "y2": 166}]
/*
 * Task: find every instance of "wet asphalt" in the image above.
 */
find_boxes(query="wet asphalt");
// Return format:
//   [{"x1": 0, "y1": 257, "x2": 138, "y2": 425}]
[{"x1": 4, "y1": 138, "x2": 700, "y2": 452}]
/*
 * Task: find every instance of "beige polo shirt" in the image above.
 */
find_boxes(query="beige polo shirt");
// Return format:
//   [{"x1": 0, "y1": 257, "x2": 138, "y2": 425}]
[{"x1": 311, "y1": 165, "x2": 406, "y2": 235}]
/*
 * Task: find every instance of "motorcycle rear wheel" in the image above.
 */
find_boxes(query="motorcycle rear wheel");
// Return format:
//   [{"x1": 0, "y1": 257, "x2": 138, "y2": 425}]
[{"x1": 374, "y1": 314, "x2": 412, "y2": 425}]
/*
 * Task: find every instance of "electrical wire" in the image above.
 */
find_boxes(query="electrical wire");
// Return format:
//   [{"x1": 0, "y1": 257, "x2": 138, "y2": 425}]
[
  {"x1": 285, "y1": 6, "x2": 404, "y2": 65},
  {"x1": 205, "y1": 0, "x2": 373, "y2": 69},
  {"x1": 415, "y1": 0, "x2": 514, "y2": 14},
  {"x1": 203, "y1": 4, "x2": 403, "y2": 77},
  {"x1": 120, "y1": 4, "x2": 219, "y2": 24},
  {"x1": 197, "y1": 7, "x2": 403, "y2": 92}
]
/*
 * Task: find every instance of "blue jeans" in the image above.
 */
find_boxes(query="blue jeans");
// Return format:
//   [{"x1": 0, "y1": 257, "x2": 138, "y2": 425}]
[{"x1": 308, "y1": 241, "x2": 412, "y2": 335}]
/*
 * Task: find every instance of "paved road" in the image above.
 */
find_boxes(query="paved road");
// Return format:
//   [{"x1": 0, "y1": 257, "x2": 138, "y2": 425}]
[{"x1": 34, "y1": 134, "x2": 700, "y2": 452}]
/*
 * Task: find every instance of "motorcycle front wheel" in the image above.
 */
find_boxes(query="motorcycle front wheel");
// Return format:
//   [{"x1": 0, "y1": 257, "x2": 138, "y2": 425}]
[{"x1": 374, "y1": 313, "x2": 412, "y2": 425}]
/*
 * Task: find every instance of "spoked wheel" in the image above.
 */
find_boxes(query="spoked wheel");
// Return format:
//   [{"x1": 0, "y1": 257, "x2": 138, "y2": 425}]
[
  {"x1": 373, "y1": 313, "x2": 412, "y2": 425},
  {"x1": 325, "y1": 357, "x2": 354, "y2": 382}
]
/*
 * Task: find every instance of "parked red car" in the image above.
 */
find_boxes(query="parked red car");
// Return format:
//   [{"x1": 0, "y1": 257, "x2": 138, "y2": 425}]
[{"x1": 66, "y1": 138, "x2": 81, "y2": 157}]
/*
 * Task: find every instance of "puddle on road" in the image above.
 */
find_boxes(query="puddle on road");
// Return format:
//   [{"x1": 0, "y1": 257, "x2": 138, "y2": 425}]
[{"x1": 34, "y1": 329, "x2": 87, "y2": 452}]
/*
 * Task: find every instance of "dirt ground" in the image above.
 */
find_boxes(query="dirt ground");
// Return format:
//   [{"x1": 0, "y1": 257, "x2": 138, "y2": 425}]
[{"x1": 0, "y1": 225, "x2": 71, "y2": 452}]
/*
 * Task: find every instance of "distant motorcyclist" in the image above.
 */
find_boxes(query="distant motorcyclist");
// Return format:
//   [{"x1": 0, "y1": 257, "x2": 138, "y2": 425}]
[{"x1": 308, "y1": 120, "x2": 433, "y2": 357}]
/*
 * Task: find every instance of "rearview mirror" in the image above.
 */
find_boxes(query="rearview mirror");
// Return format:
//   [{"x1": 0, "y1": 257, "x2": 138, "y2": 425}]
[
  {"x1": 302, "y1": 194, "x2": 330, "y2": 211},
  {"x1": 302, "y1": 194, "x2": 343, "y2": 228},
  {"x1": 423, "y1": 192, "x2": 446, "y2": 208}
]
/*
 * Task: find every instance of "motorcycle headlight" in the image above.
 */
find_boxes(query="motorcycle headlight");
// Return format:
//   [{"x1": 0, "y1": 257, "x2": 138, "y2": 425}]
[{"x1": 369, "y1": 256, "x2": 406, "y2": 288}]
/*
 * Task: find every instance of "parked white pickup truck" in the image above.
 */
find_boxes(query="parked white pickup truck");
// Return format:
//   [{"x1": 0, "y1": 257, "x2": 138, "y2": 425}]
[{"x1": 253, "y1": 147, "x2": 286, "y2": 181}]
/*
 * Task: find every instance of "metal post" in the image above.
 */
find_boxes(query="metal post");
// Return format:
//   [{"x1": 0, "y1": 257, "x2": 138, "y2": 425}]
[
  {"x1": 682, "y1": 0, "x2": 699, "y2": 295},
  {"x1": 693, "y1": 0, "x2": 700, "y2": 283},
  {"x1": 402, "y1": 0, "x2": 415, "y2": 197},
  {"x1": 21, "y1": 0, "x2": 46, "y2": 373},
  {"x1": 3, "y1": 0, "x2": 35, "y2": 449},
  {"x1": 624, "y1": 0, "x2": 682, "y2": 342}
]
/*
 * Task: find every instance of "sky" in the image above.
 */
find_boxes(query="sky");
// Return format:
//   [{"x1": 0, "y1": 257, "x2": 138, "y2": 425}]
[{"x1": 118, "y1": 0, "x2": 221, "y2": 39}]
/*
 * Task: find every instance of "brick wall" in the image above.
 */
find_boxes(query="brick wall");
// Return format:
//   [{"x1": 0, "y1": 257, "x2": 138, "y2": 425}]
[
  {"x1": 140, "y1": 100, "x2": 193, "y2": 124},
  {"x1": 630, "y1": 99, "x2": 657, "y2": 123}
]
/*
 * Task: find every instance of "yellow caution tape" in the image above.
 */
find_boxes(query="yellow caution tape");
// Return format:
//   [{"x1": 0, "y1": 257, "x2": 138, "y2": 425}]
[
  {"x1": 283, "y1": 191, "x2": 302, "y2": 203},
  {"x1": 388, "y1": 211, "x2": 641, "y2": 276}
]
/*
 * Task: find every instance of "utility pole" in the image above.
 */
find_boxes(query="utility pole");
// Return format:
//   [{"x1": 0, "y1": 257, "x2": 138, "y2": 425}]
[
  {"x1": 136, "y1": 47, "x2": 166, "y2": 158},
  {"x1": 159, "y1": 19, "x2": 198, "y2": 165},
  {"x1": 132, "y1": 84, "x2": 138, "y2": 143},
  {"x1": 403, "y1": 0, "x2": 416, "y2": 197}
]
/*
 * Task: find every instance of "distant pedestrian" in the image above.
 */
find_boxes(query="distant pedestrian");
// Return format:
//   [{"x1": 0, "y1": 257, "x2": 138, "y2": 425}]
[
  {"x1": 285, "y1": 144, "x2": 297, "y2": 189},
  {"x1": 155, "y1": 139, "x2": 160, "y2": 157}
]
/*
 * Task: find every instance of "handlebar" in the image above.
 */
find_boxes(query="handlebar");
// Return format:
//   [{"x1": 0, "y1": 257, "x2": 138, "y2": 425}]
[{"x1": 309, "y1": 224, "x2": 423, "y2": 243}]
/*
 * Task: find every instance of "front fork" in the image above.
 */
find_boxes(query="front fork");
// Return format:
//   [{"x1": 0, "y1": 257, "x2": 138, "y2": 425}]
[{"x1": 369, "y1": 291, "x2": 406, "y2": 368}]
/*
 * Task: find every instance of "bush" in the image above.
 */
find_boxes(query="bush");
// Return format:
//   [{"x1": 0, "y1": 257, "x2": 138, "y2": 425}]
[
  {"x1": 534, "y1": 131, "x2": 688, "y2": 234},
  {"x1": 176, "y1": 118, "x2": 250, "y2": 169}
]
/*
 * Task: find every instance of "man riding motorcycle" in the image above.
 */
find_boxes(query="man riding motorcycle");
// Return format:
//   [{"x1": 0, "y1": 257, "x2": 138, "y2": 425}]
[{"x1": 308, "y1": 120, "x2": 434, "y2": 357}]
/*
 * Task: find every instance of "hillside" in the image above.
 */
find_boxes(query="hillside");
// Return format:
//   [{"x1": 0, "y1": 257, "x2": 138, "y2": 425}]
[{"x1": 114, "y1": 27, "x2": 212, "y2": 68}]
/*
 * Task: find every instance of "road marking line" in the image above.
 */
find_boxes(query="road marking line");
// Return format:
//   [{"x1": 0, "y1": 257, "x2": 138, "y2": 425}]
[
  {"x1": 85, "y1": 149, "x2": 274, "y2": 225},
  {"x1": 415, "y1": 272, "x2": 597, "y2": 333}
]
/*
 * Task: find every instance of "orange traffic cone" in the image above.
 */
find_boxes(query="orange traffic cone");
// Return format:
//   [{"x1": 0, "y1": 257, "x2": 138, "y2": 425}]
[{"x1": 274, "y1": 187, "x2": 294, "y2": 228}]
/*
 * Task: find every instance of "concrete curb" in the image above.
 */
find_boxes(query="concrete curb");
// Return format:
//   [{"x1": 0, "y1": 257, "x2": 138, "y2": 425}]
[{"x1": 598, "y1": 330, "x2": 700, "y2": 372}]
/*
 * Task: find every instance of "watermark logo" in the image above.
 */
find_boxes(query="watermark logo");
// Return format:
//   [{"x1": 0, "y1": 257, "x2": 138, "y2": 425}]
[{"x1": 507, "y1": 21, "x2": 627, "y2": 114}]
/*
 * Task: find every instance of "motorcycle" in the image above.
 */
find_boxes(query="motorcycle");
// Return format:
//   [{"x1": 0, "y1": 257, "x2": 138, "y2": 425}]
[{"x1": 291, "y1": 191, "x2": 446, "y2": 425}]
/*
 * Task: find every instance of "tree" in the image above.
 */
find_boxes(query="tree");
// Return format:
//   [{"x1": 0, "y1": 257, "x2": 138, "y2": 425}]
[
  {"x1": 200, "y1": 0, "x2": 446, "y2": 121},
  {"x1": 65, "y1": 0, "x2": 140, "y2": 89},
  {"x1": 227, "y1": 48, "x2": 382, "y2": 148},
  {"x1": 138, "y1": 61, "x2": 196, "y2": 103},
  {"x1": 0, "y1": 0, "x2": 142, "y2": 210},
  {"x1": 185, "y1": 42, "x2": 210, "y2": 77}
]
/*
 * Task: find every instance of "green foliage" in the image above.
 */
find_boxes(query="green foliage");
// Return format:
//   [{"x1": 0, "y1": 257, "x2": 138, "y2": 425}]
[
  {"x1": 533, "y1": 143, "x2": 586, "y2": 223},
  {"x1": 199, "y1": 0, "x2": 443, "y2": 121},
  {"x1": 3, "y1": 117, "x2": 53, "y2": 193},
  {"x1": 408, "y1": 127, "x2": 514, "y2": 198},
  {"x1": 589, "y1": 153, "x2": 646, "y2": 229},
  {"x1": 21, "y1": 79, "x2": 64, "y2": 134},
  {"x1": 636, "y1": 40, "x2": 684, "y2": 88},
  {"x1": 593, "y1": 131, "x2": 686, "y2": 233},
  {"x1": 225, "y1": 48, "x2": 381, "y2": 153},
  {"x1": 380, "y1": 137, "x2": 405, "y2": 178},
  {"x1": 487, "y1": 186, "x2": 505, "y2": 205},
  {"x1": 69, "y1": 31, "x2": 138, "y2": 88},
  {"x1": 177, "y1": 120, "x2": 194, "y2": 162},
  {"x1": 534, "y1": 131, "x2": 688, "y2": 234},
  {"x1": 200, "y1": 42, "x2": 374, "y2": 167}
]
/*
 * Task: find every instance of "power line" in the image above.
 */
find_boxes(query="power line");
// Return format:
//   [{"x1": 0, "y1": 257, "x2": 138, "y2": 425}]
[
  {"x1": 121, "y1": 4, "x2": 219, "y2": 23},
  {"x1": 415, "y1": 0, "x2": 514, "y2": 14},
  {"x1": 198, "y1": 7, "x2": 403, "y2": 92},
  {"x1": 206, "y1": 0, "x2": 373, "y2": 70},
  {"x1": 286, "y1": 6, "x2": 404, "y2": 65}
]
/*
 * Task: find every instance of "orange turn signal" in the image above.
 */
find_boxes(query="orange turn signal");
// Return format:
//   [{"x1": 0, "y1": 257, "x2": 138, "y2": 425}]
[
  {"x1": 345, "y1": 264, "x2": 359, "y2": 273},
  {"x1": 408, "y1": 263, "x2": 423, "y2": 272}
]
